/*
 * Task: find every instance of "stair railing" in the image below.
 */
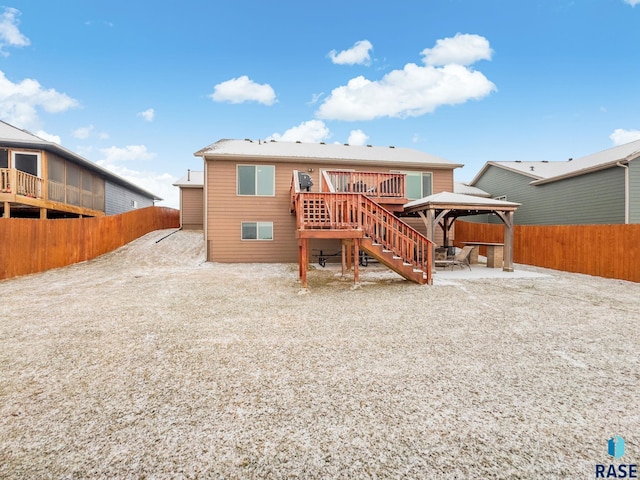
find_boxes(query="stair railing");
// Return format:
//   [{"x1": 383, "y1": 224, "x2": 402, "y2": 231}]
[
  {"x1": 291, "y1": 170, "x2": 432, "y2": 277},
  {"x1": 360, "y1": 195, "x2": 432, "y2": 274}
]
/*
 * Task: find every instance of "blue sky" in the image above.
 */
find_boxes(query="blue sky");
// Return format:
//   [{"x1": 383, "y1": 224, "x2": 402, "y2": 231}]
[{"x1": 1, "y1": 0, "x2": 639, "y2": 208}]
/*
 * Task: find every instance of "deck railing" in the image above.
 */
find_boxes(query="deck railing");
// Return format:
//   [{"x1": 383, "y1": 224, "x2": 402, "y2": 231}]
[
  {"x1": 323, "y1": 170, "x2": 405, "y2": 198},
  {"x1": 296, "y1": 192, "x2": 361, "y2": 230},
  {"x1": 16, "y1": 170, "x2": 43, "y2": 198},
  {"x1": 290, "y1": 170, "x2": 302, "y2": 212},
  {"x1": 0, "y1": 168, "x2": 10, "y2": 193},
  {"x1": 294, "y1": 191, "x2": 432, "y2": 273},
  {"x1": 360, "y1": 195, "x2": 432, "y2": 274},
  {"x1": 0, "y1": 168, "x2": 43, "y2": 198}
]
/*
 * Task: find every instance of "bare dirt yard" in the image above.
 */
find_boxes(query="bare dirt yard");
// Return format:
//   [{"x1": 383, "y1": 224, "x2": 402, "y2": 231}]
[{"x1": 1, "y1": 229, "x2": 638, "y2": 479}]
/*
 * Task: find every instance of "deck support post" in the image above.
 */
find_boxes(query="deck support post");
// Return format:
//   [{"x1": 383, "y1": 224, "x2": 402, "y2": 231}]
[
  {"x1": 300, "y1": 238, "x2": 309, "y2": 288},
  {"x1": 341, "y1": 240, "x2": 346, "y2": 276},
  {"x1": 40, "y1": 208, "x2": 47, "y2": 219},
  {"x1": 353, "y1": 238, "x2": 360, "y2": 285},
  {"x1": 3, "y1": 201, "x2": 9, "y2": 218}
]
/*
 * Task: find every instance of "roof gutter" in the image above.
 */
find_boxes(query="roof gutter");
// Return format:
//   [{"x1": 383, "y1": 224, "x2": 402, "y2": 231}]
[
  {"x1": 616, "y1": 161, "x2": 629, "y2": 224},
  {"x1": 198, "y1": 153, "x2": 463, "y2": 170}
]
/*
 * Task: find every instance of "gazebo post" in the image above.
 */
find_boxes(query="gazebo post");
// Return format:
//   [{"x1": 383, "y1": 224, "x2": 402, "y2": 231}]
[
  {"x1": 419, "y1": 210, "x2": 436, "y2": 273},
  {"x1": 502, "y1": 211, "x2": 515, "y2": 272}
]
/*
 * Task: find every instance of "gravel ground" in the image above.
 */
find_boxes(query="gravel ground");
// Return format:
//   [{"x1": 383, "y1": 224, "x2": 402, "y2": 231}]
[{"x1": 0, "y1": 229, "x2": 638, "y2": 479}]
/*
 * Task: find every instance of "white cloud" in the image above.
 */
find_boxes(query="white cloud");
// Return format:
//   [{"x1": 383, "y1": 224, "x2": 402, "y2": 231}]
[
  {"x1": 307, "y1": 92, "x2": 324, "y2": 105},
  {"x1": 84, "y1": 20, "x2": 114, "y2": 27},
  {"x1": 210, "y1": 76, "x2": 277, "y2": 105},
  {"x1": 317, "y1": 34, "x2": 495, "y2": 121},
  {"x1": 73, "y1": 124, "x2": 109, "y2": 141},
  {"x1": 623, "y1": 0, "x2": 640, "y2": 6},
  {"x1": 0, "y1": 7, "x2": 30, "y2": 57},
  {"x1": 347, "y1": 129, "x2": 369, "y2": 146},
  {"x1": 73, "y1": 125, "x2": 94, "y2": 139},
  {"x1": 95, "y1": 144, "x2": 177, "y2": 207},
  {"x1": 328, "y1": 40, "x2": 373, "y2": 66},
  {"x1": 137, "y1": 108, "x2": 155, "y2": 122},
  {"x1": 610, "y1": 128, "x2": 640, "y2": 145},
  {"x1": 421, "y1": 33, "x2": 492, "y2": 66},
  {"x1": 316, "y1": 63, "x2": 496, "y2": 121},
  {"x1": 97, "y1": 161, "x2": 178, "y2": 208},
  {"x1": 0, "y1": 71, "x2": 79, "y2": 130},
  {"x1": 35, "y1": 130, "x2": 61, "y2": 144},
  {"x1": 267, "y1": 120, "x2": 330, "y2": 143},
  {"x1": 99, "y1": 145, "x2": 156, "y2": 163}
]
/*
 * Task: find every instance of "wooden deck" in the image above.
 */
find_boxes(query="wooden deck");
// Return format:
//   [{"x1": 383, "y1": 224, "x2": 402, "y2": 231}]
[
  {"x1": 291, "y1": 170, "x2": 433, "y2": 287},
  {"x1": 1, "y1": 167, "x2": 104, "y2": 218}
]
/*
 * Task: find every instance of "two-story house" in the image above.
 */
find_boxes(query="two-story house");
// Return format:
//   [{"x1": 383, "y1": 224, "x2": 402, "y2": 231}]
[{"x1": 193, "y1": 138, "x2": 464, "y2": 285}]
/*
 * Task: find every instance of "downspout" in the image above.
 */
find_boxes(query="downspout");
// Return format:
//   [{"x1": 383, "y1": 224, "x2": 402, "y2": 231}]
[
  {"x1": 203, "y1": 158, "x2": 209, "y2": 260},
  {"x1": 616, "y1": 162, "x2": 629, "y2": 224}
]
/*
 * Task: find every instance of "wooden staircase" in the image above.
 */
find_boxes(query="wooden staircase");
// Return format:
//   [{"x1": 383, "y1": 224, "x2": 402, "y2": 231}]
[
  {"x1": 358, "y1": 195, "x2": 431, "y2": 284},
  {"x1": 291, "y1": 171, "x2": 433, "y2": 285},
  {"x1": 359, "y1": 237, "x2": 429, "y2": 284}
]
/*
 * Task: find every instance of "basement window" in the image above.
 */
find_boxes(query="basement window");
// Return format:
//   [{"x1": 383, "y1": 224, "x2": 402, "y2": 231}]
[{"x1": 241, "y1": 221, "x2": 273, "y2": 240}]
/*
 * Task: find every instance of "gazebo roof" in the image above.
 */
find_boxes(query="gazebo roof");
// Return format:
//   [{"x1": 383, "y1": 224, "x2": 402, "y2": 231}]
[{"x1": 404, "y1": 191, "x2": 520, "y2": 214}]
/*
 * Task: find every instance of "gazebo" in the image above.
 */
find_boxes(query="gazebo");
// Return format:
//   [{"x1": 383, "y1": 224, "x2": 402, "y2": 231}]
[{"x1": 402, "y1": 192, "x2": 521, "y2": 272}]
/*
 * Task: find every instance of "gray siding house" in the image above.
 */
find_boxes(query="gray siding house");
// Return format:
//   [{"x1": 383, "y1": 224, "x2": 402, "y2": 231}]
[
  {"x1": 0, "y1": 120, "x2": 161, "y2": 218},
  {"x1": 469, "y1": 139, "x2": 640, "y2": 225},
  {"x1": 104, "y1": 181, "x2": 157, "y2": 216}
]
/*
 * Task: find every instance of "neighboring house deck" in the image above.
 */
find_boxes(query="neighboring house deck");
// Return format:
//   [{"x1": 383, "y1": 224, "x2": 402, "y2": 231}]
[
  {"x1": 194, "y1": 139, "x2": 465, "y2": 285},
  {"x1": 469, "y1": 139, "x2": 640, "y2": 225},
  {"x1": 0, "y1": 121, "x2": 161, "y2": 218}
]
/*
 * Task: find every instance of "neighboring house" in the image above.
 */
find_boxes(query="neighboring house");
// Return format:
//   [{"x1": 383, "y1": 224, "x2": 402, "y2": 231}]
[
  {"x1": 469, "y1": 139, "x2": 640, "y2": 225},
  {"x1": 0, "y1": 121, "x2": 161, "y2": 218},
  {"x1": 172, "y1": 170, "x2": 204, "y2": 230},
  {"x1": 194, "y1": 139, "x2": 463, "y2": 283},
  {"x1": 454, "y1": 182, "x2": 490, "y2": 197}
]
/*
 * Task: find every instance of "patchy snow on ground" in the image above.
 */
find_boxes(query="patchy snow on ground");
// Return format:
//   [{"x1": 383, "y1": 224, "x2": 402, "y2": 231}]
[{"x1": 1, "y1": 229, "x2": 638, "y2": 479}]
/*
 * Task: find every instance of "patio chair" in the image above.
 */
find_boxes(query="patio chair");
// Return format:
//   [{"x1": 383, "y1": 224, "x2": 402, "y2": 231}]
[{"x1": 434, "y1": 245, "x2": 474, "y2": 270}]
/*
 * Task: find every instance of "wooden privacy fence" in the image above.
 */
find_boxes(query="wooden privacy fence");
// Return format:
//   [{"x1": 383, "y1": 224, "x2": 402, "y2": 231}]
[
  {"x1": 0, "y1": 206, "x2": 179, "y2": 281},
  {"x1": 454, "y1": 221, "x2": 640, "y2": 283}
]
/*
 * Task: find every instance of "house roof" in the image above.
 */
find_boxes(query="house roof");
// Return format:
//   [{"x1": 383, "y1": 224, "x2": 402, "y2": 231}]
[
  {"x1": 173, "y1": 170, "x2": 204, "y2": 187},
  {"x1": 0, "y1": 120, "x2": 162, "y2": 200},
  {"x1": 195, "y1": 139, "x2": 463, "y2": 169},
  {"x1": 404, "y1": 191, "x2": 520, "y2": 213},
  {"x1": 470, "y1": 138, "x2": 640, "y2": 186},
  {"x1": 453, "y1": 182, "x2": 491, "y2": 197}
]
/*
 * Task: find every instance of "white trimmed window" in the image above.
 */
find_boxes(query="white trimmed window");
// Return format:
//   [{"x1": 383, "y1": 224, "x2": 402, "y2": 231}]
[
  {"x1": 394, "y1": 171, "x2": 432, "y2": 200},
  {"x1": 241, "y1": 221, "x2": 273, "y2": 240},
  {"x1": 237, "y1": 165, "x2": 275, "y2": 196},
  {"x1": 12, "y1": 151, "x2": 41, "y2": 177}
]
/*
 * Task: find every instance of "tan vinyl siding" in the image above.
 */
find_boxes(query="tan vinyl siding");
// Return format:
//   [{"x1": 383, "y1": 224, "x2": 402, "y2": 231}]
[
  {"x1": 180, "y1": 187, "x2": 203, "y2": 229},
  {"x1": 206, "y1": 158, "x2": 455, "y2": 262}
]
